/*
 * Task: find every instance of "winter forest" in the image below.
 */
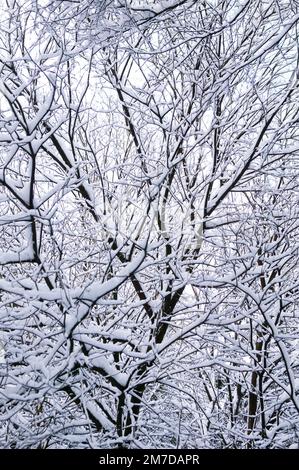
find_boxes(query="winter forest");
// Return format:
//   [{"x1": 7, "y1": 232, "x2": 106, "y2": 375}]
[{"x1": 0, "y1": 0, "x2": 299, "y2": 450}]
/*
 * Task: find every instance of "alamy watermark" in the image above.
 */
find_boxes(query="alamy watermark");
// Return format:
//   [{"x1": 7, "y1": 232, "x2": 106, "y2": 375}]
[{"x1": 0, "y1": 340, "x2": 5, "y2": 364}]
